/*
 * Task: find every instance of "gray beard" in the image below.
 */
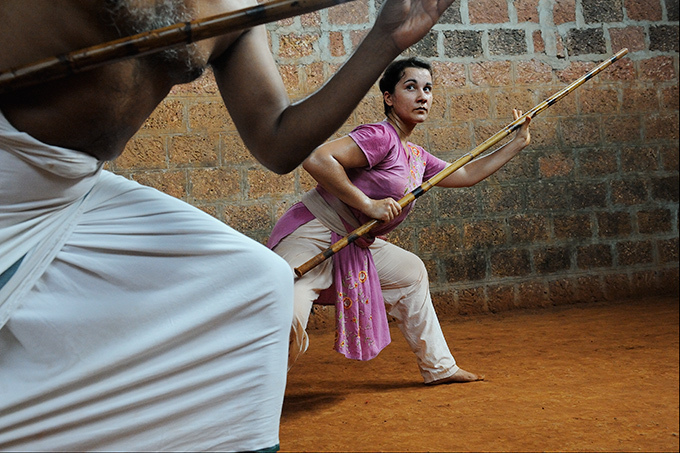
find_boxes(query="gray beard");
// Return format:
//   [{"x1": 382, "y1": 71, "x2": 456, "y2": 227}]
[{"x1": 105, "y1": 0, "x2": 205, "y2": 81}]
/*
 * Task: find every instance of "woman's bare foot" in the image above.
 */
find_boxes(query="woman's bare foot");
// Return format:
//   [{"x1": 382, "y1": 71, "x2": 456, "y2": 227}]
[{"x1": 426, "y1": 368, "x2": 484, "y2": 385}]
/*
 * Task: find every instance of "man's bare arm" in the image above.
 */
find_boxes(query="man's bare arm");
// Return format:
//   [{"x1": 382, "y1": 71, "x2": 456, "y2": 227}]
[{"x1": 211, "y1": 0, "x2": 455, "y2": 174}]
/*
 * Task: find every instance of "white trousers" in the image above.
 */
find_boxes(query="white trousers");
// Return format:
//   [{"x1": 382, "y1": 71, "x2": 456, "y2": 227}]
[
  {"x1": 0, "y1": 171, "x2": 293, "y2": 452},
  {"x1": 273, "y1": 219, "x2": 458, "y2": 383}
]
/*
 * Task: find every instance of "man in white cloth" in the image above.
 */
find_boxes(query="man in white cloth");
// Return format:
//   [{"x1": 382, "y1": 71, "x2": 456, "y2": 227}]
[{"x1": 0, "y1": 0, "x2": 455, "y2": 451}]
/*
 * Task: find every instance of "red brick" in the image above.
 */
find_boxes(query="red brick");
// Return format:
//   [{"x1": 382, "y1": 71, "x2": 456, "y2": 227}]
[
  {"x1": 556, "y1": 61, "x2": 597, "y2": 84},
  {"x1": 603, "y1": 273, "x2": 631, "y2": 301},
  {"x1": 624, "y1": 0, "x2": 662, "y2": 20},
  {"x1": 449, "y1": 91, "x2": 492, "y2": 121},
  {"x1": 300, "y1": 11, "x2": 321, "y2": 27},
  {"x1": 328, "y1": 1, "x2": 369, "y2": 25},
  {"x1": 516, "y1": 280, "x2": 550, "y2": 308},
  {"x1": 575, "y1": 275, "x2": 606, "y2": 303},
  {"x1": 611, "y1": 179, "x2": 648, "y2": 206},
  {"x1": 418, "y1": 224, "x2": 462, "y2": 254},
  {"x1": 431, "y1": 61, "x2": 467, "y2": 88},
  {"x1": 473, "y1": 119, "x2": 513, "y2": 148},
  {"x1": 278, "y1": 64, "x2": 301, "y2": 94},
  {"x1": 661, "y1": 85, "x2": 679, "y2": 111},
  {"x1": 247, "y1": 168, "x2": 295, "y2": 199},
  {"x1": 600, "y1": 58, "x2": 636, "y2": 82},
  {"x1": 529, "y1": 118, "x2": 560, "y2": 148},
  {"x1": 508, "y1": 214, "x2": 549, "y2": 242},
  {"x1": 490, "y1": 249, "x2": 531, "y2": 277},
  {"x1": 516, "y1": 60, "x2": 553, "y2": 85},
  {"x1": 329, "y1": 31, "x2": 345, "y2": 57},
  {"x1": 220, "y1": 133, "x2": 254, "y2": 166},
  {"x1": 487, "y1": 284, "x2": 516, "y2": 313},
  {"x1": 142, "y1": 99, "x2": 186, "y2": 132},
  {"x1": 493, "y1": 88, "x2": 535, "y2": 118},
  {"x1": 353, "y1": 96, "x2": 384, "y2": 126},
  {"x1": 431, "y1": 291, "x2": 460, "y2": 318},
  {"x1": 532, "y1": 30, "x2": 545, "y2": 53},
  {"x1": 579, "y1": 87, "x2": 619, "y2": 114},
  {"x1": 548, "y1": 278, "x2": 578, "y2": 305},
  {"x1": 638, "y1": 209, "x2": 672, "y2": 234},
  {"x1": 117, "y1": 136, "x2": 167, "y2": 170},
  {"x1": 630, "y1": 270, "x2": 660, "y2": 298},
  {"x1": 577, "y1": 148, "x2": 618, "y2": 177},
  {"x1": 190, "y1": 168, "x2": 240, "y2": 202},
  {"x1": 463, "y1": 219, "x2": 507, "y2": 248},
  {"x1": 455, "y1": 286, "x2": 488, "y2": 315},
  {"x1": 553, "y1": 214, "x2": 592, "y2": 239},
  {"x1": 617, "y1": 240, "x2": 654, "y2": 266},
  {"x1": 223, "y1": 203, "x2": 272, "y2": 233},
  {"x1": 278, "y1": 33, "x2": 319, "y2": 59},
  {"x1": 553, "y1": 0, "x2": 576, "y2": 24},
  {"x1": 660, "y1": 144, "x2": 679, "y2": 171},
  {"x1": 469, "y1": 0, "x2": 509, "y2": 23},
  {"x1": 645, "y1": 113, "x2": 680, "y2": 140},
  {"x1": 194, "y1": 204, "x2": 218, "y2": 219},
  {"x1": 603, "y1": 114, "x2": 642, "y2": 144},
  {"x1": 560, "y1": 117, "x2": 601, "y2": 147},
  {"x1": 470, "y1": 61, "x2": 512, "y2": 86},
  {"x1": 385, "y1": 226, "x2": 415, "y2": 251},
  {"x1": 609, "y1": 26, "x2": 646, "y2": 53},
  {"x1": 539, "y1": 153, "x2": 574, "y2": 178},
  {"x1": 169, "y1": 134, "x2": 219, "y2": 167},
  {"x1": 428, "y1": 123, "x2": 472, "y2": 154},
  {"x1": 187, "y1": 102, "x2": 234, "y2": 132},
  {"x1": 303, "y1": 62, "x2": 325, "y2": 92},
  {"x1": 622, "y1": 86, "x2": 659, "y2": 112},
  {"x1": 621, "y1": 146, "x2": 658, "y2": 172},
  {"x1": 639, "y1": 56, "x2": 676, "y2": 81},
  {"x1": 516, "y1": 0, "x2": 540, "y2": 22},
  {"x1": 480, "y1": 184, "x2": 523, "y2": 212},
  {"x1": 658, "y1": 238, "x2": 679, "y2": 263}
]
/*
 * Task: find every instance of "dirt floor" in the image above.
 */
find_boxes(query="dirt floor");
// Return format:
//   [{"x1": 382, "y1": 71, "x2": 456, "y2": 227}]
[{"x1": 279, "y1": 295, "x2": 679, "y2": 452}]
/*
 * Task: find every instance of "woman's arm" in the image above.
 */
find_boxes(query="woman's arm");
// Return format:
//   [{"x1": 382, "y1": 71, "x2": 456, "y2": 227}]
[
  {"x1": 303, "y1": 137, "x2": 403, "y2": 222},
  {"x1": 437, "y1": 109, "x2": 531, "y2": 188}
]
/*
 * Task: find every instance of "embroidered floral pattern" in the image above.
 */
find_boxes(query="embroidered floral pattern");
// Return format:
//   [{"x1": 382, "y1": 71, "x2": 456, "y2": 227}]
[
  {"x1": 334, "y1": 254, "x2": 388, "y2": 359},
  {"x1": 405, "y1": 143, "x2": 427, "y2": 194}
]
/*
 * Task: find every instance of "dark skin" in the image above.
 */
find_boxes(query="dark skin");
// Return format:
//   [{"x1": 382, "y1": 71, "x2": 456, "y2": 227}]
[{"x1": 0, "y1": 0, "x2": 456, "y2": 172}]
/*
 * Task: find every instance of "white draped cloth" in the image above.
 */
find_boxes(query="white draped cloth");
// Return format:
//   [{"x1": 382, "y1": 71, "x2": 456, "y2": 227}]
[{"x1": 0, "y1": 110, "x2": 293, "y2": 451}]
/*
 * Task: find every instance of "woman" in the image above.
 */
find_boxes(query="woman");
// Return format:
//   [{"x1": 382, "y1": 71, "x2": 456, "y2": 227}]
[{"x1": 268, "y1": 57, "x2": 531, "y2": 385}]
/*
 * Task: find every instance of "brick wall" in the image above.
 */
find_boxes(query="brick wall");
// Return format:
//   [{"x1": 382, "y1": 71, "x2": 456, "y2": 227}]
[{"x1": 110, "y1": 0, "x2": 679, "y2": 321}]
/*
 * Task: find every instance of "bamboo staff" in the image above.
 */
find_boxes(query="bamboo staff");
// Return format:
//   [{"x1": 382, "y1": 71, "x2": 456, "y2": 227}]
[
  {"x1": 0, "y1": 0, "x2": 354, "y2": 94},
  {"x1": 294, "y1": 48, "x2": 629, "y2": 277}
]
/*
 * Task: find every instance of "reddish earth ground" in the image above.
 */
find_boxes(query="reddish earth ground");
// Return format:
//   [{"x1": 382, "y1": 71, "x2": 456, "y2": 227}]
[{"x1": 280, "y1": 295, "x2": 679, "y2": 452}]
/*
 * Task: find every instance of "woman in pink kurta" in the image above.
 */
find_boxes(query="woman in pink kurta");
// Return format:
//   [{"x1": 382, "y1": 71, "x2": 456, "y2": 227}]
[{"x1": 269, "y1": 58, "x2": 531, "y2": 384}]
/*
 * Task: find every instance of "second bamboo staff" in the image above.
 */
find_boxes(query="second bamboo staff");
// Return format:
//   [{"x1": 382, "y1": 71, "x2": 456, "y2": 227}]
[{"x1": 294, "y1": 48, "x2": 629, "y2": 277}]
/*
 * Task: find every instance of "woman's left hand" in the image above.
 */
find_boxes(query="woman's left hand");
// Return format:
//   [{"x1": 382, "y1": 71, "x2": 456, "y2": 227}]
[{"x1": 512, "y1": 108, "x2": 531, "y2": 148}]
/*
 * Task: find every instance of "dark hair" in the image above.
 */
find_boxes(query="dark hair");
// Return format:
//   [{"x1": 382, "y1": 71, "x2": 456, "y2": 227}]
[{"x1": 378, "y1": 57, "x2": 433, "y2": 116}]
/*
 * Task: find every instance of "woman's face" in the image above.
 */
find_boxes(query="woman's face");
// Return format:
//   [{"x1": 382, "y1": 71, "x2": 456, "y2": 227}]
[{"x1": 384, "y1": 67, "x2": 433, "y2": 126}]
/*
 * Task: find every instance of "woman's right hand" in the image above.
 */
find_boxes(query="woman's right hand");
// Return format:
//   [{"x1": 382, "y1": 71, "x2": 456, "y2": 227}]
[{"x1": 363, "y1": 197, "x2": 403, "y2": 222}]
